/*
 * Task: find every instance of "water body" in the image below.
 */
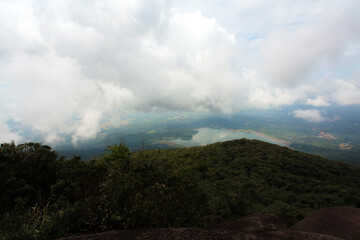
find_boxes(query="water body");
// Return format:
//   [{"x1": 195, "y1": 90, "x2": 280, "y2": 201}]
[{"x1": 169, "y1": 127, "x2": 286, "y2": 147}]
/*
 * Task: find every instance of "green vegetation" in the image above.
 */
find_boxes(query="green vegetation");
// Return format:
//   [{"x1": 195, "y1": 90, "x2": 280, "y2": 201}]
[
  {"x1": 0, "y1": 142, "x2": 207, "y2": 240},
  {"x1": 1, "y1": 139, "x2": 360, "y2": 239},
  {"x1": 290, "y1": 142, "x2": 360, "y2": 166}
]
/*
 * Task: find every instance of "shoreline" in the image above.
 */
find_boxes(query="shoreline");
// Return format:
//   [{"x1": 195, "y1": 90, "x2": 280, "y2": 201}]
[
  {"x1": 231, "y1": 129, "x2": 290, "y2": 146},
  {"x1": 166, "y1": 127, "x2": 291, "y2": 148},
  {"x1": 250, "y1": 130, "x2": 290, "y2": 146}
]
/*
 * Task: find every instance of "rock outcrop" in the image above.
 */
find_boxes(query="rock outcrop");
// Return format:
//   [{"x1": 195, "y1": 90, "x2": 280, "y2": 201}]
[
  {"x1": 290, "y1": 206, "x2": 360, "y2": 240},
  {"x1": 59, "y1": 206, "x2": 360, "y2": 240},
  {"x1": 211, "y1": 213, "x2": 291, "y2": 233}
]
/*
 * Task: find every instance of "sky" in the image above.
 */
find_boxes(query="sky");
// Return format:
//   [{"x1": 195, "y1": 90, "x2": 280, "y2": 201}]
[{"x1": 0, "y1": 0, "x2": 360, "y2": 144}]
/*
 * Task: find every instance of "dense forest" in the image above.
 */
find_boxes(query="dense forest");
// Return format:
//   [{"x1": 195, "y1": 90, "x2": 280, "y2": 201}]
[{"x1": 1, "y1": 139, "x2": 360, "y2": 240}]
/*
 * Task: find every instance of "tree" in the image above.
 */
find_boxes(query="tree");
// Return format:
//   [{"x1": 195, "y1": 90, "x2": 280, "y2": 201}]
[{"x1": 0, "y1": 142, "x2": 58, "y2": 213}]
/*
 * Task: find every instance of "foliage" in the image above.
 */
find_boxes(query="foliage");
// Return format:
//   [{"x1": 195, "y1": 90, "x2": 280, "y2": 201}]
[
  {"x1": 132, "y1": 139, "x2": 360, "y2": 222},
  {"x1": 0, "y1": 142, "x2": 208, "y2": 239},
  {"x1": 1, "y1": 139, "x2": 360, "y2": 239}
]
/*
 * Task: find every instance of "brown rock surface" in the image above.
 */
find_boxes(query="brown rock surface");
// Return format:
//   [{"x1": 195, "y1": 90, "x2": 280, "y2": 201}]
[
  {"x1": 257, "y1": 230, "x2": 344, "y2": 240},
  {"x1": 59, "y1": 206, "x2": 360, "y2": 240},
  {"x1": 211, "y1": 213, "x2": 291, "y2": 233},
  {"x1": 58, "y1": 228, "x2": 246, "y2": 240},
  {"x1": 59, "y1": 228, "x2": 344, "y2": 240},
  {"x1": 290, "y1": 206, "x2": 360, "y2": 240}
]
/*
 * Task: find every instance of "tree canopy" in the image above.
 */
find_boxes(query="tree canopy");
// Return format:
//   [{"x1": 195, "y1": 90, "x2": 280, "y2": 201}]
[{"x1": 1, "y1": 139, "x2": 360, "y2": 239}]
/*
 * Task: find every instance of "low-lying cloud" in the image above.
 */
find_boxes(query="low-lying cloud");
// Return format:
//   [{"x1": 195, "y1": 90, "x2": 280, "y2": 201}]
[
  {"x1": 293, "y1": 109, "x2": 339, "y2": 123},
  {"x1": 332, "y1": 79, "x2": 360, "y2": 105},
  {"x1": 306, "y1": 97, "x2": 330, "y2": 107}
]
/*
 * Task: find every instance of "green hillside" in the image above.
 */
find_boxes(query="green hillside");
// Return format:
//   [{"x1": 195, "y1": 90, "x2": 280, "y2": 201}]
[
  {"x1": 1, "y1": 140, "x2": 360, "y2": 239},
  {"x1": 138, "y1": 140, "x2": 360, "y2": 219}
]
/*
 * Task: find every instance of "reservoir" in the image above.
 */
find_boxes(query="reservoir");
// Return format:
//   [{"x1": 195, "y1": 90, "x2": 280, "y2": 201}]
[{"x1": 169, "y1": 127, "x2": 286, "y2": 147}]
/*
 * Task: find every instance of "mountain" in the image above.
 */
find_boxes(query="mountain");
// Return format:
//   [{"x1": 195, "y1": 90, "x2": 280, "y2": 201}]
[{"x1": 1, "y1": 139, "x2": 360, "y2": 239}]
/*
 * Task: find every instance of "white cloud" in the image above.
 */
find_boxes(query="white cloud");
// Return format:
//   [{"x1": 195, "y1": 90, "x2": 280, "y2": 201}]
[
  {"x1": 293, "y1": 109, "x2": 340, "y2": 123},
  {"x1": 0, "y1": 121, "x2": 22, "y2": 143},
  {"x1": 249, "y1": 88, "x2": 298, "y2": 109},
  {"x1": 293, "y1": 109, "x2": 327, "y2": 123},
  {"x1": 0, "y1": 102, "x2": 22, "y2": 143},
  {"x1": 0, "y1": 50, "x2": 134, "y2": 144},
  {"x1": 261, "y1": 1, "x2": 360, "y2": 86},
  {"x1": 0, "y1": 0, "x2": 359, "y2": 144},
  {"x1": 0, "y1": 1, "x2": 243, "y2": 143},
  {"x1": 332, "y1": 79, "x2": 360, "y2": 105},
  {"x1": 306, "y1": 96, "x2": 330, "y2": 107}
]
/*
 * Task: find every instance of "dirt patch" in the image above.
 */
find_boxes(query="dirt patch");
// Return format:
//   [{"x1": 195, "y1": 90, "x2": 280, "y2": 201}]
[{"x1": 339, "y1": 143, "x2": 352, "y2": 150}]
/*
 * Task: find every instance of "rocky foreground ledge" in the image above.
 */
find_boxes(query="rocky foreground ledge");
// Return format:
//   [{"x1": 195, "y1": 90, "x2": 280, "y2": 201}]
[{"x1": 58, "y1": 206, "x2": 360, "y2": 240}]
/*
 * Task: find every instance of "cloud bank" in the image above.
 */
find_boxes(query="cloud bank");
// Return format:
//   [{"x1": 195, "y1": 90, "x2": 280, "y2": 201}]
[
  {"x1": 293, "y1": 109, "x2": 328, "y2": 123},
  {"x1": 262, "y1": 1, "x2": 360, "y2": 86},
  {"x1": 0, "y1": 0, "x2": 359, "y2": 143}
]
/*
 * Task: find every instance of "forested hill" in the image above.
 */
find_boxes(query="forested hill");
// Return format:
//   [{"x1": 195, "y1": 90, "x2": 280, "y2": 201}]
[
  {"x1": 1, "y1": 139, "x2": 360, "y2": 240},
  {"x1": 137, "y1": 139, "x2": 360, "y2": 219}
]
